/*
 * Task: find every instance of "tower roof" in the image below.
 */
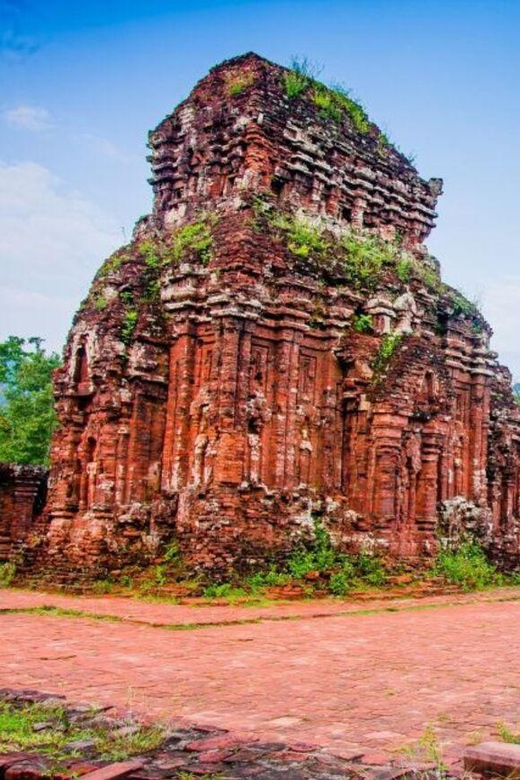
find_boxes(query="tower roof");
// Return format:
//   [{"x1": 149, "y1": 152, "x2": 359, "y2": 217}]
[{"x1": 149, "y1": 53, "x2": 442, "y2": 243}]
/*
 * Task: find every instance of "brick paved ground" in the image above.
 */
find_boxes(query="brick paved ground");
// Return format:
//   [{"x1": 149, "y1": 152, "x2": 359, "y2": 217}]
[{"x1": 2, "y1": 588, "x2": 520, "y2": 765}]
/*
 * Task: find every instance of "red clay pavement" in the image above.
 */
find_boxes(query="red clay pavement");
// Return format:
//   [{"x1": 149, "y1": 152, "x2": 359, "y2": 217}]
[{"x1": 2, "y1": 587, "x2": 520, "y2": 764}]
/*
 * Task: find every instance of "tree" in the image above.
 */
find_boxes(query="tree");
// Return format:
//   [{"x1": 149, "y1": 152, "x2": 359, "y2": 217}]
[{"x1": 0, "y1": 336, "x2": 61, "y2": 465}]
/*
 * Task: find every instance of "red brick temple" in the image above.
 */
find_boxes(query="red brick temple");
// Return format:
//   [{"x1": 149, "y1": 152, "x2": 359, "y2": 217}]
[{"x1": 9, "y1": 53, "x2": 520, "y2": 577}]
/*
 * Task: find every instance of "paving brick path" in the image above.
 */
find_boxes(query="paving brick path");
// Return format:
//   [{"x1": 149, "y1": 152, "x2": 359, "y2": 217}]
[{"x1": 2, "y1": 587, "x2": 520, "y2": 765}]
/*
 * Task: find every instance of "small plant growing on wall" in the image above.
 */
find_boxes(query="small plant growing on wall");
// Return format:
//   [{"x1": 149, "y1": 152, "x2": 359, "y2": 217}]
[{"x1": 352, "y1": 313, "x2": 373, "y2": 333}]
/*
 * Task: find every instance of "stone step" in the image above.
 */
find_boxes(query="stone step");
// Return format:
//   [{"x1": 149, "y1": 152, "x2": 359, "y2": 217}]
[{"x1": 465, "y1": 741, "x2": 520, "y2": 778}]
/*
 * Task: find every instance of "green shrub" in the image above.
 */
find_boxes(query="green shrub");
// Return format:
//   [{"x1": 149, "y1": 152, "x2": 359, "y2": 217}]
[
  {"x1": 283, "y1": 69, "x2": 309, "y2": 99},
  {"x1": 282, "y1": 56, "x2": 317, "y2": 99},
  {"x1": 256, "y1": 204, "x2": 422, "y2": 291},
  {"x1": 246, "y1": 568, "x2": 293, "y2": 590},
  {"x1": 271, "y1": 213, "x2": 329, "y2": 259},
  {"x1": 119, "y1": 290, "x2": 134, "y2": 305},
  {"x1": 154, "y1": 565, "x2": 167, "y2": 586},
  {"x1": 96, "y1": 251, "x2": 127, "y2": 278},
  {"x1": 328, "y1": 570, "x2": 351, "y2": 596},
  {"x1": 417, "y1": 264, "x2": 443, "y2": 293},
  {"x1": 144, "y1": 278, "x2": 161, "y2": 302},
  {"x1": 282, "y1": 59, "x2": 372, "y2": 134},
  {"x1": 354, "y1": 552, "x2": 387, "y2": 586},
  {"x1": 324, "y1": 83, "x2": 371, "y2": 134},
  {"x1": 376, "y1": 133, "x2": 390, "y2": 156},
  {"x1": 92, "y1": 579, "x2": 113, "y2": 594},
  {"x1": 0, "y1": 562, "x2": 16, "y2": 586},
  {"x1": 449, "y1": 292, "x2": 478, "y2": 318},
  {"x1": 312, "y1": 85, "x2": 342, "y2": 122},
  {"x1": 287, "y1": 520, "x2": 338, "y2": 577},
  {"x1": 497, "y1": 722, "x2": 520, "y2": 744},
  {"x1": 202, "y1": 583, "x2": 248, "y2": 600},
  {"x1": 163, "y1": 540, "x2": 180, "y2": 562},
  {"x1": 433, "y1": 542, "x2": 497, "y2": 591},
  {"x1": 93, "y1": 292, "x2": 108, "y2": 311},
  {"x1": 340, "y1": 231, "x2": 396, "y2": 289}
]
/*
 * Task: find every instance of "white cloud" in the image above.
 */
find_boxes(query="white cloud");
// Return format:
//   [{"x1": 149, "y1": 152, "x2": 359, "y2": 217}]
[
  {"x1": 4, "y1": 104, "x2": 53, "y2": 131},
  {"x1": 0, "y1": 161, "x2": 121, "y2": 353}
]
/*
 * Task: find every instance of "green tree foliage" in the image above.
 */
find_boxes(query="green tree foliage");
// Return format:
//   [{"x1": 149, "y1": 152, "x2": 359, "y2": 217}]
[{"x1": 0, "y1": 336, "x2": 61, "y2": 465}]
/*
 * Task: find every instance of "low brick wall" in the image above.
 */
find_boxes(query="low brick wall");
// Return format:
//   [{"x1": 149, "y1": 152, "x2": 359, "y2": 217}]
[{"x1": 0, "y1": 464, "x2": 48, "y2": 561}]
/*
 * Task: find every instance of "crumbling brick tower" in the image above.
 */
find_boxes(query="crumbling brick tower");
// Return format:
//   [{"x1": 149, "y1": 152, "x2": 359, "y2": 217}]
[{"x1": 39, "y1": 53, "x2": 520, "y2": 577}]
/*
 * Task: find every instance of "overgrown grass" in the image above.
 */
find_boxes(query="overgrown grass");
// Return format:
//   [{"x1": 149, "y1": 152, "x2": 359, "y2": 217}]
[
  {"x1": 283, "y1": 56, "x2": 316, "y2": 98},
  {"x1": 0, "y1": 699, "x2": 165, "y2": 763},
  {"x1": 340, "y1": 230, "x2": 406, "y2": 290},
  {"x1": 284, "y1": 522, "x2": 388, "y2": 595},
  {"x1": 202, "y1": 583, "x2": 249, "y2": 600}
]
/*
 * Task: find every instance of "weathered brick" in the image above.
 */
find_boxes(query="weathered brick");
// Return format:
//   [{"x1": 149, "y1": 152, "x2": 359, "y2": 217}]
[{"x1": 464, "y1": 742, "x2": 520, "y2": 778}]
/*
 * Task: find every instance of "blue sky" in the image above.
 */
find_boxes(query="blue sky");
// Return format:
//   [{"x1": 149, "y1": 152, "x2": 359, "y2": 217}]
[{"x1": 1, "y1": 0, "x2": 519, "y2": 376}]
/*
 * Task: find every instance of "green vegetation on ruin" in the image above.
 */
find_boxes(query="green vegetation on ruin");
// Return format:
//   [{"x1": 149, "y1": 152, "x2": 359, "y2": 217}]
[
  {"x1": 352, "y1": 313, "x2": 373, "y2": 333},
  {"x1": 225, "y1": 70, "x2": 256, "y2": 96},
  {"x1": 95, "y1": 215, "x2": 217, "y2": 286},
  {"x1": 121, "y1": 309, "x2": 139, "y2": 344},
  {"x1": 89, "y1": 215, "x2": 218, "y2": 348},
  {"x1": 0, "y1": 561, "x2": 16, "y2": 586},
  {"x1": 282, "y1": 57, "x2": 372, "y2": 135},
  {"x1": 497, "y1": 722, "x2": 520, "y2": 745},
  {"x1": 254, "y1": 196, "x2": 425, "y2": 290},
  {"x1": 253, "y1": 197, "x2": 487, "y2": 336},
  {"x1": 8, "y1": 520, "x2": 512, "y2": 604},
  {"x1": 371, "y1": 332, "x2": 404, "y2": 377}
]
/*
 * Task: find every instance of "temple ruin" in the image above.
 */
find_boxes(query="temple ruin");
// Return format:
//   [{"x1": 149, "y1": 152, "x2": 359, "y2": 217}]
[{"x1": 7, "y1": 52, "x2": 520, "y2": 577}]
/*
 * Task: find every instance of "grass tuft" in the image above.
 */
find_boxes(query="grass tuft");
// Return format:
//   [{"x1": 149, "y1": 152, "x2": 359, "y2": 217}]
[{"x1": 225, "y1": 72, "x2": 255, "y2": 96}]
